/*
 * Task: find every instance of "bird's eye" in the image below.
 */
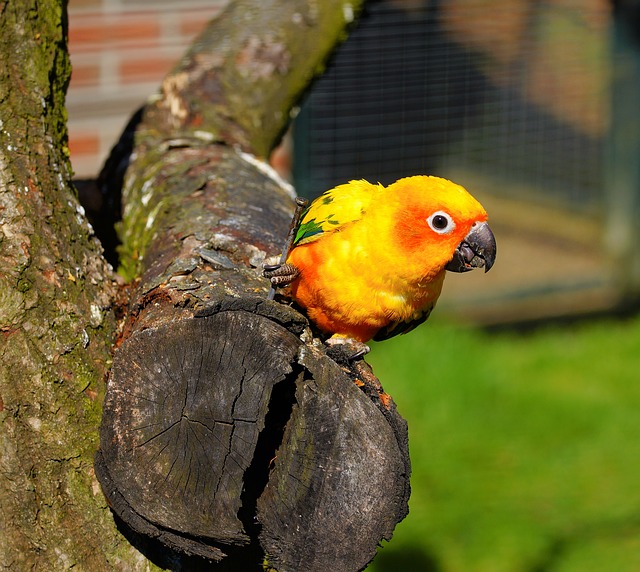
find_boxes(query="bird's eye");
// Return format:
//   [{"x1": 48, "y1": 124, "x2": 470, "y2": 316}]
[{"x1": 427, "y1": 211, "x2": 455, "y2": 234}]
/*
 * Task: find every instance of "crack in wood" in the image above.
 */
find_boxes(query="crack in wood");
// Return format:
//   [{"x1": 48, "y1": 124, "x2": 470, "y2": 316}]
[{"x1": 237, "y1": 364, "x2": 303, "y2": 548}]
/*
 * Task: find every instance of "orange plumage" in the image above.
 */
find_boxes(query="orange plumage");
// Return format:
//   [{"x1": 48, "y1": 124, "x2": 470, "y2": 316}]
[{"x1": 269, "y1": 176, "x2": 496, "y2": 343}]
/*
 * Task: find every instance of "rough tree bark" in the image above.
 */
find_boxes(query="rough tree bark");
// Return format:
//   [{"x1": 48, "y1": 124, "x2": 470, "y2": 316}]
[
  {"x1": 0, "y1": 1, "x2": 147, "y2": 569},
  {"x1": 2, "y1": 1, "x2": 411, "y2": 570}
]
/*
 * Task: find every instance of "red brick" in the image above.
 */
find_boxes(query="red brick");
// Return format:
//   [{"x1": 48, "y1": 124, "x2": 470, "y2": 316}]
[
  {"x1": 70, "y1": 62, "x2": 100, "y2": 88},
  {"x1": 69, "y1": 17, "x2": 162, "y2": 49},
  {"x1": 68, "y1": 133, "x2": 100, "y2": 157},
  {"x1": 270, "y1": 136, "x2": 292, "y2": 180},
  {"x1": 119, "y1": 56, "x2": 176, "y2": 82}
]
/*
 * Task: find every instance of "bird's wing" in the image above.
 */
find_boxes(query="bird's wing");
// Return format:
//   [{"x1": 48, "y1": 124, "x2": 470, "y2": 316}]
[
  {"x1": 294, "y1": 180, "x2": 380, "y2": 246},
  {"x1": 372, "y1": 304, "x2": 435, "y2": 341}
]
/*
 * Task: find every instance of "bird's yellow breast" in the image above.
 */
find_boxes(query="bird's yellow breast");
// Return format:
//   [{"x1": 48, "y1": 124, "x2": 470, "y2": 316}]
[{"x1": 287, "y1": 223, "x2": 446, "y2": 341}]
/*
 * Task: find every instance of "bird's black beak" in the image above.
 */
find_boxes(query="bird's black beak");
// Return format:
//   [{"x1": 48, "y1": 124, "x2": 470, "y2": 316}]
[{"x1": 445, "y1": 221, "x2": 496, "y2": 273}]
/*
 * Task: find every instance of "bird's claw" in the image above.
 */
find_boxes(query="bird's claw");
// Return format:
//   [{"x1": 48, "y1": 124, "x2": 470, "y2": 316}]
[
  {"x1": 325, "y1": 337, "x2": 371, "y2": 362},
  {"x1": 263, "y1": 263, "x2": 300, "y2": 287}
]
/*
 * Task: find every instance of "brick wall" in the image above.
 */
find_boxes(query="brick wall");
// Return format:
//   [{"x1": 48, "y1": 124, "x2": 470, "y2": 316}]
[{"x1": 67, "y1": 0, "x2": 229, "y2": 178}]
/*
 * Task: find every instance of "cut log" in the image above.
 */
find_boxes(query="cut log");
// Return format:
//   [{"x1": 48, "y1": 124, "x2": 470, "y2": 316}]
[
  {"x1": 95, "y1": 144, "x2": 410, "y2": 570},
  {"x1": 94, "y1": 1, "x2": 410, "y2": 569},
  {"x1": 96, "y1": 306, "x2": 304, "y2": 559}
]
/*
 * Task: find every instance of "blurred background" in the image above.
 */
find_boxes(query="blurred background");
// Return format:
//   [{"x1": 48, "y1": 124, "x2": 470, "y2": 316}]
[{"x1": 67, "y1": 0, "x2": 640, "y2": 569}]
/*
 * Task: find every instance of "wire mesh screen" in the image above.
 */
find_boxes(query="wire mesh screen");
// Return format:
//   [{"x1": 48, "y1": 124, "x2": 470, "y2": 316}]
[{"x1": 293, "y1": 0, "x2": 610, "y2": 212}]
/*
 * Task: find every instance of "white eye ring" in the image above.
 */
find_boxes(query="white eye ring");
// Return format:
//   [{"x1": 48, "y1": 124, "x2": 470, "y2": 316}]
[{"x1": 427, "y1": 211, "x2": 455, "y2": 234}]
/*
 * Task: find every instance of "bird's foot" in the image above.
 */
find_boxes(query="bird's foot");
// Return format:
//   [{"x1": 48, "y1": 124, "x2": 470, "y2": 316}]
[
  {"x1": 263, "y1": 262, "x2": 300, "y2": 287},
  {"x1": 325, "y1": 336, "x2": 370, "y2": 362}
]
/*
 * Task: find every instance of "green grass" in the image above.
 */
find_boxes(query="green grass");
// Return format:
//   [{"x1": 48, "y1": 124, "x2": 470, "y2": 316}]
[{"x1": 365, "y1": 315, "x2": 640, "y2": 572}]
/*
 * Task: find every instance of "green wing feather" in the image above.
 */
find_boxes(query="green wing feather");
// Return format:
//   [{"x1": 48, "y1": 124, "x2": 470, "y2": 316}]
[{"x1": 294, "y1": 180, "x2": 381, "y2": 246}]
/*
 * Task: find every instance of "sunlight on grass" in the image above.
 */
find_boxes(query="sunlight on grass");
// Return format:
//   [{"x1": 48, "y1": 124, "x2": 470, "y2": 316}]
[{"x1": 365, "y1": 316, "x2": 640, "y2": 572}]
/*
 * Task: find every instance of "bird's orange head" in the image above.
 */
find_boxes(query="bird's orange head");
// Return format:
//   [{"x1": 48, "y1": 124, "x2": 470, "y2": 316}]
[{"x1": 373, "y1": 175, "x2": 496, "y2": 283}]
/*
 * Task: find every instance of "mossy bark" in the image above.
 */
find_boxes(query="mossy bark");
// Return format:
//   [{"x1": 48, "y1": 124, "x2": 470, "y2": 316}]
[
  {"x1": 0, "y1": 1, "x2": 152, "y2": 569},
  {"x1": 114, "y1": 0, "x2": 364, "y2": 280}
]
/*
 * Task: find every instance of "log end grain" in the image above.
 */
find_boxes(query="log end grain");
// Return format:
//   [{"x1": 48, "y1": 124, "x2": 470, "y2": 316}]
[{"x1": 97, "y1": 301, "x2": 410, "y2": 570}]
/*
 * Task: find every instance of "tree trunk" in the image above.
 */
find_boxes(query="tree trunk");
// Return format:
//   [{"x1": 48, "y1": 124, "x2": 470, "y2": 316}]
[{"x1": 0, "y1": 1, "x2": 144, "y2": 569}]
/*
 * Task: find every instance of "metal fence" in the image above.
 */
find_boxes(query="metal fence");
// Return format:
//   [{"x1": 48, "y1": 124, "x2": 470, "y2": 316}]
[{"x1": 293, "y1": 0, "x2": 640, "y2": 324}]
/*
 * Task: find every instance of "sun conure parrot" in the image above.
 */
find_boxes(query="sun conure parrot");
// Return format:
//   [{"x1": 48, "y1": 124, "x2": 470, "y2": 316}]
[{"x1": 264, "y1": 175, "x2": 496, "y2": 353}]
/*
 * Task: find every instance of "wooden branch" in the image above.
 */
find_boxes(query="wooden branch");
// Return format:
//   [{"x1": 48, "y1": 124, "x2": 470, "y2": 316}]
[
  {"x1": 145, "y1": 0, "x2": 362, "y2": 157},
  {"x1": 97, "y1": 143, "x2": 410, "y2": 570},
  {"x1": 96, "y1": 2, "x2": 411, "y2": 570}
]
